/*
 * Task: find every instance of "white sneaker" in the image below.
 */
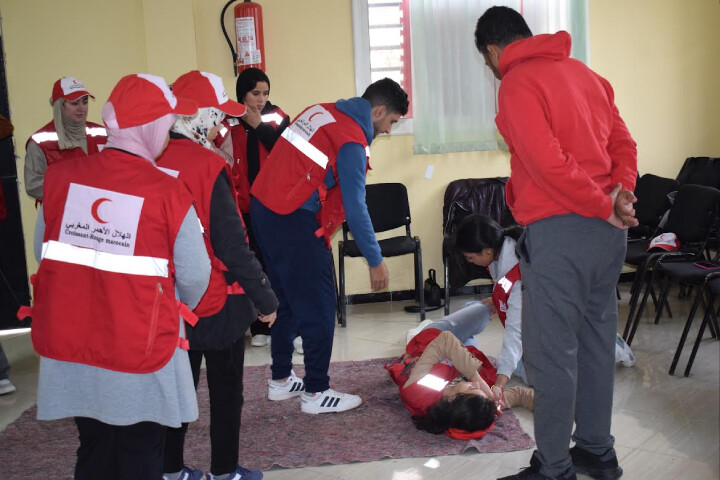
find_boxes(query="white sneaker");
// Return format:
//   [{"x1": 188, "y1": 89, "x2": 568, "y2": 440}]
[
  {"x1": 293, "y1": 336, "x2": 304, "y2": 355},
  {"x1": 251, "y1": 334, "x2": 271, "y2": 347},
  {"x1": 0, "y1": 379, "x2": 16, "y2": 395},
  {"x1": 406, "y1": 319, "x2": 435, "y2": 344},
  {"x1": 268, "y1": 370, "x2": 305, "y2": 401},
  {"x1": 300, "y1": 388, "x2": 362, "y2": 414}
]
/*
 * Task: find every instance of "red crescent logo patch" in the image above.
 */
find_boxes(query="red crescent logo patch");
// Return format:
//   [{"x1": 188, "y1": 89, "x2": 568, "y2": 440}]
[
  {"x1": 308, "y1": 111, "x2": 323, "y2": 122},
  {"x1": 91, "y1": 198, "x2": 112, "y2": 224}
]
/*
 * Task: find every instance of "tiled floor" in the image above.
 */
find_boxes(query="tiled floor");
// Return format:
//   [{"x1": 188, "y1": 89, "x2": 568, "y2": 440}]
[{"x1": 1, "y1": 284, "x2": 718, "y2": 479}]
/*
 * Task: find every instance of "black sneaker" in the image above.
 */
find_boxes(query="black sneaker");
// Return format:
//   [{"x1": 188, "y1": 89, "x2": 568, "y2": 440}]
[
  {"x1": 498, "y1": 451, "x2": 577, "y2": 480},
  {"x1": 570, "y1": 446, "x2": 623, "y2": 480}
]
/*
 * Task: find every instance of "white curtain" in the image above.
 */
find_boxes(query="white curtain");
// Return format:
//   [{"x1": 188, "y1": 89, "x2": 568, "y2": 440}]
[{"x1": 410, "y1": 0, "x2": 589, "y2": 154}]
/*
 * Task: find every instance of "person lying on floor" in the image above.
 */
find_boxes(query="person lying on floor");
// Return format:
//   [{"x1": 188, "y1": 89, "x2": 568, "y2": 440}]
[{"x1": 386, "y1": 309, "x2": 534, "y2": 439}]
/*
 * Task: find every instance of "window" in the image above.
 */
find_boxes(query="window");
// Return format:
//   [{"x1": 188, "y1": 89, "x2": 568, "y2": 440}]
[
  {"x1": 353, "y1": 1, "x2": 589, "y2": 151},
  {"x1": 352, "y1": 0, "x2": 413, "y2": 133},
  {"x1": 367, "y1": 0, "x2": 413, "y2": 117}
]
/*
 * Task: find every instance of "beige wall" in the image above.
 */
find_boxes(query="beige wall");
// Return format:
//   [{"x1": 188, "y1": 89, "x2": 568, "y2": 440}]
[
  {"x1": 588, "y1": 0, "x2": 720, "y2": 179},
  {"x1": 1, "y1": 0, "x2": 718, "y2": 295}
]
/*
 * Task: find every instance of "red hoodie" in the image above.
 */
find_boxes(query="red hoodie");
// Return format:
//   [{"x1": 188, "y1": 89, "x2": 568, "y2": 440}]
[{"x1": 495, "y1": 31, "x2": 637, "y2": 225}]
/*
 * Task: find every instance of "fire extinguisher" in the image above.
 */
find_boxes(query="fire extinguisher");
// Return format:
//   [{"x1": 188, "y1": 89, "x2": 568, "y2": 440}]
[{"x1": 221, "y1": 0, "x2": 265, "y2": 76}]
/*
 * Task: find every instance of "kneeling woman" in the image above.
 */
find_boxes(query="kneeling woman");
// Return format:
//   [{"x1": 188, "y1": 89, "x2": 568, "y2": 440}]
[
  {"x1": 455, "y1": 214, "x2": 528, "y2": 403},
  {"x1": 386, "y1": 307, "x2": 533, "y2": 438}
]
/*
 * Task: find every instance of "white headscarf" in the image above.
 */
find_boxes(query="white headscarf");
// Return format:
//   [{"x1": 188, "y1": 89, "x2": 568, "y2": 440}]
[{"x1": 171, "y1": 106, "x2": 225, "y2": 150}]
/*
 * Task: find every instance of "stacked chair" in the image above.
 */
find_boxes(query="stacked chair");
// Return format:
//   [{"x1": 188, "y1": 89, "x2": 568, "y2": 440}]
[
  {"x1": 622, "y1": 174, "x2": 679, "y2": 326},
  {"x1": 622, "y1": 184, "x2": 720, "y2": 375}
]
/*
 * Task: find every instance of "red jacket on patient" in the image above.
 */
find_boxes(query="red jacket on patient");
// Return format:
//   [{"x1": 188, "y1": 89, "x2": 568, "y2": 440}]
[{"x1": 385, "y1": 329, "x2": 497, "y2": 416}]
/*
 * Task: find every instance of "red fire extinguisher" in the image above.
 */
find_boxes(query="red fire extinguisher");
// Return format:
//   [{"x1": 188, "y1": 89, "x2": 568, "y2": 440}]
[{"x1": 221, "y1": 0, "x2": 265, "y2": 76}]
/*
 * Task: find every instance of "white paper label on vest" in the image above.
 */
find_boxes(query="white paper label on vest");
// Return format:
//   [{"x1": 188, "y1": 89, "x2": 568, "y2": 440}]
[
  {"x1": 59, "y1": 183, "x2": 144, "y2": 255},
  {"x1": 291, "y1": 105, "x2": 336, "y2": 142},
  {"x1": 157, "y1": 167, "x2": 180, "y2": 178},
  {"x1": 498, "y1": 276, "x2": 513, "y2": 293}
]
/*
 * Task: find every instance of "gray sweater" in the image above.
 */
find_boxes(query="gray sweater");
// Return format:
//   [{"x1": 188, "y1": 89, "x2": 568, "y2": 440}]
[{"x1": 34, "y1": 206, "x2": 211, "y2": 427}]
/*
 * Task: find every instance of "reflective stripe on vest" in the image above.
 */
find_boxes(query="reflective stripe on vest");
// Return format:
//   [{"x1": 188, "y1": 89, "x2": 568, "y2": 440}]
[
  {"x1": 262, "y1": 112, "x2": 284, "y2": 125},
  {"x1": 31, "y1": 131, "x2": 59, "y2": 143},
  {"x1": 86, "y1": 126, "x2": 107, "y2": 137},
  {"x1": 280, "y1": 128, "x2": 329, "y2": 169},
  {"x1": 42, "y1": 240, "x2": 169, "y2": 277},
  {"x1": 492, "y1": 264, "x2": 521, "y2": 327},
  {"x1": 417, "y1": 373, "x2": 449, "y2": 391},
  {"x1": 32, "y1": 126, "x2": 106, "y2": 144}
]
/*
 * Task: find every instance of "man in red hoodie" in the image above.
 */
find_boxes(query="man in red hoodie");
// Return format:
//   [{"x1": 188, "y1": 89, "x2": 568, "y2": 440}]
[{"x1": 475, "y1": 7, "x2": 638, "y2": 480}]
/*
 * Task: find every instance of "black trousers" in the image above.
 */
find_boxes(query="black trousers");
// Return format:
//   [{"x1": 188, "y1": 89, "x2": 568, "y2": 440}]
[
  {"x1": 164, "y1": 338, "x2": 246, "y2": 476},
  {"x1": 243, "y1": 211, "x2": 271, "y2": 338},
  {"x1": 74, "y1": 417, "x2": 166, "y2": 480}
]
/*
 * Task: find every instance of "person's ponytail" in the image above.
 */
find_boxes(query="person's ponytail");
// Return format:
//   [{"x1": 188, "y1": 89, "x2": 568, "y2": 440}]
[{"x1": 503, "y1": 224, "x2": 524, "y2": 242}]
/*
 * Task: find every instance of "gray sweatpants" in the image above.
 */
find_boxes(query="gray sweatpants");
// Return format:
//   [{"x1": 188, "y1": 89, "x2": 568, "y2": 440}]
[{"x1": 517, "y1": 214, "x2": 626, "y2": 477}]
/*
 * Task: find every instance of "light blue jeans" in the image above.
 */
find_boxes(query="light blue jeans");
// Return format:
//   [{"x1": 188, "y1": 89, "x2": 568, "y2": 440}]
[{"x1": 421, "y1": 301, "x2": 489, "y2": 348}]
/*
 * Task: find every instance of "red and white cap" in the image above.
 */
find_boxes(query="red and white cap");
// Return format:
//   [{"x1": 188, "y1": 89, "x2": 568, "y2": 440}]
[
  {"x1": 648, "y1": 232, "x2": 681, "y2": 251},
  {"x1": 172, "y1": 71, "x2": 246, "y2": 117},
  {"x1": 103, "y1": 73, "x2": 198, "y2": 129},
  {"x1": 51, "y1": 76, "x2": 95, "y2": 103}
]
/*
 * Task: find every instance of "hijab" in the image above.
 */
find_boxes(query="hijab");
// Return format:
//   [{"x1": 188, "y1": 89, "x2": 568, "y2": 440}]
[
  {"x1": 53, "y1": 98, "x2": 88, "y2": 151},
  {"x1": 170, "y1": 107, "x2": 225, "y2": 150},
  {"x1": 101, "y1": 101, "x2": 175, "y2": 163}
]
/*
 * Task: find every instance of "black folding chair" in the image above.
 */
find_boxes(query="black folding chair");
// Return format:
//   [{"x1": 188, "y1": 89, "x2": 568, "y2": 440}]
[
  {"x1": 619, "y1": 173, "x2": 678, "y2": 309},
  {"x1": 336, "y1": 182, "x2": 424, "y2": 327},
  {"x1": 644, "y1": 257, "x2": 720, "y2": 375},
  {"x1": 676, "y1": 156, "x2": 720, "y2": 189},
  {"x1": 628, "y1": 173, "x2": 679, "y2": 239},
  {"x1": 680, "y1": 271, "x2": 720, "y2": 376},
  {"x1": 624, "y1": 184, "x2": 720, "y2": 344}
]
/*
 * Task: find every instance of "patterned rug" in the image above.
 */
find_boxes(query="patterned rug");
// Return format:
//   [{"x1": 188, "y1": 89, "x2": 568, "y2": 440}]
[{"x1": 0, "y1": 357, "x2": 534, "y2": 477}]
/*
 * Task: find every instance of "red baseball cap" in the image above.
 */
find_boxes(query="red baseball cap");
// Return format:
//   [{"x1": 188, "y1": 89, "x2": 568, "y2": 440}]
[
  {"x1": 51, "y1": 77, "x2": 95, "y2": 103},
  {"x1": 647, "y1": 232, "x2": 681, "y2": 252},
  {"x1": 172, "y1": 71, "x2": 246, "y2": 117},
  {"x1": 103, "y1": 73, "x2": 198, "y2": 129}
]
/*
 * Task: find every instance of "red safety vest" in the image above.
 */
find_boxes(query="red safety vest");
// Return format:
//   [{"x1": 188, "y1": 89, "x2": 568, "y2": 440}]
[
  {"x1": 250, "y1": 103, "x2": 370, "y2": 247},
  {"x1": 214, "y1": 106, "x2": 288, "y2": 213},
  {"x1": 156, "y1": 138, "x2": 245, "y2": 318},
  {"x1": 27, "y1": 121, "x2": 107, "y2": 166},
  {"x1": 30, "y1": 149, "x2": 194, "y2": 374},
  {"x1": 491, "y1": 264, "x2": 521, "y2": 327},
  {"x1": 385, "y1": 328, "x2": 497, "y2": 416}
]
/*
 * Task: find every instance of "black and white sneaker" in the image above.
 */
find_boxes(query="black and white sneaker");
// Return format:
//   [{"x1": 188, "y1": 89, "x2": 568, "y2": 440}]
[
  {"x1": 300, "y1": 388, "x2": 362, "y2": 414},
  {"x1": 268, "y1": 370, "x2": 305, "y2": 401}
]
